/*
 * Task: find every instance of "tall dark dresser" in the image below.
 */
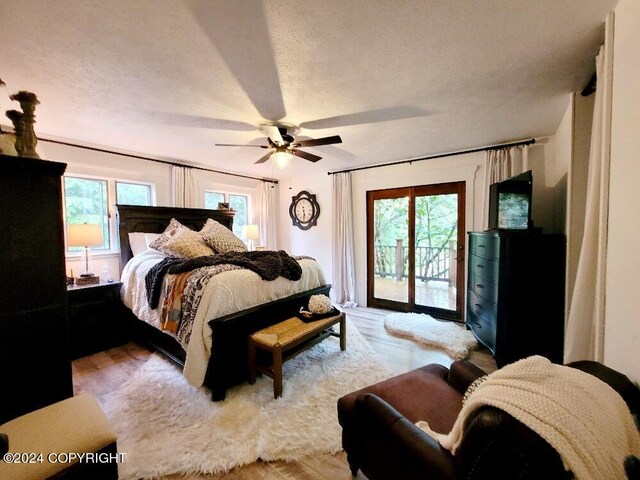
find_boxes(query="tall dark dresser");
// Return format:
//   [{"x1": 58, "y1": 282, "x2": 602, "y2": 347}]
[
  {"x1": 0, "y1": 154, "x2": 73, "y2": 423},
  {"x1": 467, "y1": 230, "x2": 565, "y2": 367}
]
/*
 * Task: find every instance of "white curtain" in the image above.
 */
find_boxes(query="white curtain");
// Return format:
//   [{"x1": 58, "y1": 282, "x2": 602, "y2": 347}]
[
  {"x1": 258, "y1": 181, "x2": 277, "y2": 249},
  {"x1": 171, "y1": 165, "x2": 197, "y2": 207},
  {"x1": 564, "y1": 17, "x2": 614, "y2": 363},
  {"x1": 482, "y1": 148, "x2": 514, "y2": 229},
  {"x1": 332, "y1": 172, "x2": 357, "y2": 307}
]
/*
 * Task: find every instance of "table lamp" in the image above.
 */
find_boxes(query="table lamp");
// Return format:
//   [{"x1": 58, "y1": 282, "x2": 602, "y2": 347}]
[
  {"x1": 67, "y1": 223, "x2": 103, "y2": 284},
  {"x1": 241, "y1": 224, "x2": 260, "y2": 251}
]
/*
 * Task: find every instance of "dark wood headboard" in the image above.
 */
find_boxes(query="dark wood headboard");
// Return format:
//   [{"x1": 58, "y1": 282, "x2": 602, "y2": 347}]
[{"x1": 115, "y1": 204, "x2": 235, "y2": 270}]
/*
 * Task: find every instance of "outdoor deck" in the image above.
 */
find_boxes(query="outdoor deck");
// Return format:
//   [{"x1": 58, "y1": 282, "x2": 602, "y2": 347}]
[{"x1": 374, "y1": 276, "x2": 457, "y2": 311}]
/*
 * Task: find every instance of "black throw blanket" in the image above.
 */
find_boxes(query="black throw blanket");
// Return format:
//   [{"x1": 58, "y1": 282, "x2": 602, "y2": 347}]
[{"x1": 145, "y1": 250, "x2": 303, "y2": 309}]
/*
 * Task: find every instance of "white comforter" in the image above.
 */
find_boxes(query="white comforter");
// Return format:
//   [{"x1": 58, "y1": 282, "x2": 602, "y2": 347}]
[{"x1": 120, "y1": 249, "x2": 326, "y2": 387}]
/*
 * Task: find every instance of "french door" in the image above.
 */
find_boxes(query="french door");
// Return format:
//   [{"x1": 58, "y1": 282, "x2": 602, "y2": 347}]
[{"x1": 366, "y1": 181, "x2": 465, "y2": 320}]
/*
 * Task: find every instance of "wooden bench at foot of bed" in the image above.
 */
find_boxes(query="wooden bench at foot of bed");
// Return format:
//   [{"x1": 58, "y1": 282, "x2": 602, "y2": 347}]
[
  {"x1": 204, "y1": 284, "x2": 332, "y2": 401},
  {"x1": 127, "y1": 284, "x2": 332, "y2": 401},
  {"x1": 249, "y1": 312, "x2": 346, "y2": 398}
]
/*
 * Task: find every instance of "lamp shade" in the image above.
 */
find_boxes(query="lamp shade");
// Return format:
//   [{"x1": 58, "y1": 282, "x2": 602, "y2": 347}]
[
  {"x1": 271, "y1": 151, "x2": 293, "y2": 169},
  {"x1": 67, "y1": 223, "x2": 103, "y2": 247},
  {"x1": 241, "y1": 224, "x2": 260, "y2": 241}
]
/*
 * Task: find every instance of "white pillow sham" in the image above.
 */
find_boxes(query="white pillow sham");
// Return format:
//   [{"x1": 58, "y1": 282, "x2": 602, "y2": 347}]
[
  {"x1": 144, "y1": 233, "x2": 161, "y2": 247},
  {"x1": 128, "y1": 232, "x2": 149, "y2": 256}
]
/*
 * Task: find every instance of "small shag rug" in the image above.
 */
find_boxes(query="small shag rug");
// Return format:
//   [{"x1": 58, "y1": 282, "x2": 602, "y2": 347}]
[
  {"x1": 103, "y1": 324, "x2": 392, "y2": 479},
  {"x1": 384, "y1": 312, "x2": 478, "y2": 360}
]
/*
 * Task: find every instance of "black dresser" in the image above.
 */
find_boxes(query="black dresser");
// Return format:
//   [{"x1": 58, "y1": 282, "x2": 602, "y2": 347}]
[
  {"x1": 467, "y1": 230, "x2": 565, "y2": 366},
  {"x1": 0, "y1": 155, "x2": 73, "y2": 423}
]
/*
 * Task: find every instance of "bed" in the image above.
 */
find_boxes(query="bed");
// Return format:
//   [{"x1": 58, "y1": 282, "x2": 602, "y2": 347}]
[{"x1": 116, "y1": 204, "x2": 331, "y2": 401}]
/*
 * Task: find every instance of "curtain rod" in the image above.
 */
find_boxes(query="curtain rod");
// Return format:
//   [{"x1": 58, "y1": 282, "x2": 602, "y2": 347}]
[
  {"x1": 36, "y1": 136, "x2": 279, "y2": 184},
  {"x1": 327, "y1": 138, "x2": 536, "y2": 175}
]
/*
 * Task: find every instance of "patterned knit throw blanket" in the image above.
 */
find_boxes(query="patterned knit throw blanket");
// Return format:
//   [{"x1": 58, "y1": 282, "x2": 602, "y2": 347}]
[
  {"x1": 145, "y1": 250, "x2": 303, "y2": 308},
  {"x1": 417, "y1": 356, "x2": 640, "y2": 480}
]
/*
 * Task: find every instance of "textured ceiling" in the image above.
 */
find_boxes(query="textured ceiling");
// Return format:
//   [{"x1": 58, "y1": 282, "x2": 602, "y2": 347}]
[{"x1": 0, "y1": 0, "x2": 618, "y2": 179}]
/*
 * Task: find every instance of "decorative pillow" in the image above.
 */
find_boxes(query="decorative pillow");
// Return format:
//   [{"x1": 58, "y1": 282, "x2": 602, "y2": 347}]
[
  {"x1": 128, "y1": 232, "x2": 148, "y2": 256},
  {"x1": 148, "y1": 218, "x2": 186, "y2": 255},
  {"x1": 160, "y1": 228, "x2": 215, "y2": 258},
  {"x1": 202, "y1": 220, "x2": 248, "y2": 253},
  {"x1": 200, "y1": 218, "x2": 221, "y2": 235}
]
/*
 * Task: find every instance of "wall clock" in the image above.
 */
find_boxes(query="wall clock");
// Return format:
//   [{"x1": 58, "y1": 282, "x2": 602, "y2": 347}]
[{"x1": 289, "y1": 190, "x2": 320, "y2": 230}]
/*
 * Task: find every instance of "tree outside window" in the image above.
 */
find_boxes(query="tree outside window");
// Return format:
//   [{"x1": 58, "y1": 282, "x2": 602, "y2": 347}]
[
  {"x1": 204, "y1": 192, "x2": 225, "y2": 209},
  {"x1": 64, "y1": 177, "x2": 110, "y2": 251},
  {"x1": 229, "y1": 194, "x2": 248, "y2": 237},
  {"x1": 116, "y1": 182, "x2": 152, "y2": 206}
]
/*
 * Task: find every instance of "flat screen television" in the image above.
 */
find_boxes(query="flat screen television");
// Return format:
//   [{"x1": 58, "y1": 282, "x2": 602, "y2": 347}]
[{"x1": 488, "y1": 170, "x2": 533, "y2": 230}]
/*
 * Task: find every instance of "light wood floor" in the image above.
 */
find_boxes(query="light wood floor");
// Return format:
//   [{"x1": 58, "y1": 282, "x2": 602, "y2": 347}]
[{"x1": 72, "y1": 307, "x2": 495, "y2": 480}]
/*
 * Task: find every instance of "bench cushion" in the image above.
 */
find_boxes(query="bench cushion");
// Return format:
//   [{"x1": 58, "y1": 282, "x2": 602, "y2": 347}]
[
  {"x1": 0, "y1": 394, "x2": 117, "y2": 480},
  {"x1": 251, "y1": 314, "x2": 343, "y2": 348}
]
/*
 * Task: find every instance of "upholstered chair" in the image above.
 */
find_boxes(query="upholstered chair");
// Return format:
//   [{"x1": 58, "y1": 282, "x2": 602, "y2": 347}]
[{"x1": 337, "y1": 359, "x2": 640, "y2": 480}]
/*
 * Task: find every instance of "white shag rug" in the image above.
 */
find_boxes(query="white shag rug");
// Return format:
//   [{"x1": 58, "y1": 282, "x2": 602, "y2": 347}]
[
  {"x1": 103, "y1": 323, "x2": 392, "y2": 479},
  {"x1": 384, "y1": 312, "x2": 478, "y2": 360}
]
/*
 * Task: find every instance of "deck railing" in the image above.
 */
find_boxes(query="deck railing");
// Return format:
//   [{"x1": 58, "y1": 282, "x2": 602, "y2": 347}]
[{"x1": 374, "y1": 240, "x2": 455, "y2": 283}]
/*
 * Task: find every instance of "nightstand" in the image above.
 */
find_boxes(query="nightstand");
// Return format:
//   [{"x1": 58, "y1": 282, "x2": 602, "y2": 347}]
[{"x1": 67, "y1": 281, "x2": 127, "y2": 359}]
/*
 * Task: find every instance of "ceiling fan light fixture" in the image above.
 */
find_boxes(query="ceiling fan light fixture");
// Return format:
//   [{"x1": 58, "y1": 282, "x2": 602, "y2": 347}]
[{"x1": 272, "y1": 150, "x2": 293, "y2": 169}]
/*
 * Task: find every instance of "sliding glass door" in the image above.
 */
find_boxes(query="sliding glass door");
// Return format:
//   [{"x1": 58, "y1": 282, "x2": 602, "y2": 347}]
[{"x1": 367, "y1": 182, "x2": 465, "y2": 320}]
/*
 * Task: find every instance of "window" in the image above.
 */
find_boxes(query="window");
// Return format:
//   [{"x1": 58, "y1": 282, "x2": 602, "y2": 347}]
[
  {"x1": 64, "y1": 177, "x2": 110, "y2": 251},
  {"x1": 116, "y1": 181, "x2": 152, "y2": 206},
  {"x1": 64, "y1": 176, "x2": 154, "y2": 253},
  {"x1": 204, "y1": 191, "x2": 225, "y2": 208},
  {"x1": 205, "y1": 191, "x2": 250, "y2": 237}
]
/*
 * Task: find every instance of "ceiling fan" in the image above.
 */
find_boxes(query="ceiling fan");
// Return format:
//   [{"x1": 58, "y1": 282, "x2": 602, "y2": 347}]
[{"x1": 215, "y1": 125, "x2": 342, "y2": 165}]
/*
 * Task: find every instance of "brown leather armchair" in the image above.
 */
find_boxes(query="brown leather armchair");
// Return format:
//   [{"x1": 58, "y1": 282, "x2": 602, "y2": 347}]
[{"x1": 337, "y1": 359, "x2": 640, "y2": 480}]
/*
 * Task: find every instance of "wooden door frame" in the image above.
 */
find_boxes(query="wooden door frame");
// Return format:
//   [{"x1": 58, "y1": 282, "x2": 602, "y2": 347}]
[
  {"x1": 366, "y1": 187, "x2": 413, "y2": 313},
  {"x1": 366, "y1": 181, "x2": 466, "y2": 320}
]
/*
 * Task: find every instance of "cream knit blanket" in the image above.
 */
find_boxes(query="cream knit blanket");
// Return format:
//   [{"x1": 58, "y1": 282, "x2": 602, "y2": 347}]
[{"x1": 417, "y1": 356, "x2": 640, "y2": 480}]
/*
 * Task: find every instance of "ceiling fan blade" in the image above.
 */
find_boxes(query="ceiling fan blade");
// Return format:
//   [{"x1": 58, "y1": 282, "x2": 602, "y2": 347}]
[
  {"x1": 290, "y1": 149, "x2": 322, "y2": 163},
  {"x1": 299, "y1": 106, "x2": 429, "y2": 129},
  {"x1": 294, "y1": 135, "x2": 342, "y2": 148},
  {"x1": 260, "y1": 125, "x2": 285, "y2": 145},
  {"x1": 254, "y1": 151, "x2": 274, "y2": 164},
  {"x1": 215, "y1": 143, "x2": 269, "y2": 148}
]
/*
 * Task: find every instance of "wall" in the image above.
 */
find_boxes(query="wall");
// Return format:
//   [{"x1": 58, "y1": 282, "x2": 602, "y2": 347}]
[
  {"x1": 194, "y1": 168, "x2": 263, "y2": 230},
  {"x1": 274, "y1": 140, "x2": 565, "y2": 309},
  {"x1": 37, "y1": 130, "x2": 568, "y2": 316},
  {"x1": 37, "y1": 140, "x2": 263, "y2": 280},
  {"x1": 604, "y1": 0, "x2": 640, "y2": 383},
  {"x1": 276, "y1": 173, "x2": 333, "y2": 286}
]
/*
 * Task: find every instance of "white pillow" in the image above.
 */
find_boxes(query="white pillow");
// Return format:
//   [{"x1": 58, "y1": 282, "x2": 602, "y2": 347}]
[
  {"x1": 128, "y1": 232, "x2": 149, "y2": 256},
  {"x1": 144, "y1": 233, "x2": 161, "y2": 248}
]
